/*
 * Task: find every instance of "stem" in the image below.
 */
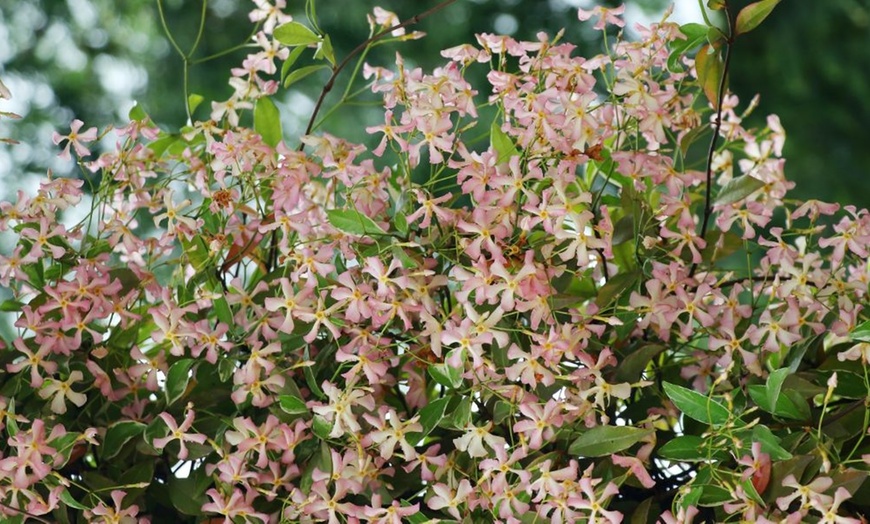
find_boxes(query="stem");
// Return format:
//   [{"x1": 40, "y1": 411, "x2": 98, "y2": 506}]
[
  {"x1": 299, "y1": 0, "x2": 459, "y2": 151},
  {"x1": 690, "y1": 22, "x2": 733, "y2": 277}
]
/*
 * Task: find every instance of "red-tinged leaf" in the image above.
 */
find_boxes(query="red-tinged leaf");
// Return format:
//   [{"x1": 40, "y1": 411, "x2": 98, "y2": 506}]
[
  {"x1": 695, "y1": 43, "x2": 725, "y2": 110},
  {"x1": 736, "y1": 0, "x2": 782, "y2": 35}
]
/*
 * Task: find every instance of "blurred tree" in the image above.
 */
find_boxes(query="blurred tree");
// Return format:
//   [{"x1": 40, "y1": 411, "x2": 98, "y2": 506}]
[
  {"x1": 0, "y1": 0, "x2": 866, "y2": 206},
  {"x1": 726, "y1": 0, "x2": 870, "y2": 206}
]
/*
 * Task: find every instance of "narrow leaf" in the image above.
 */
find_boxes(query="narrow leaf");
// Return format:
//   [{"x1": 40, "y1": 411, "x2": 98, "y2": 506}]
[
  {"x1": 418, "y1": 396, "x2": 451, "y2": 438},
  {"x1": 663, "y1": 382, "x2": 730, "y2": 426},
  {"x1": 254, "y1": 97, "x2": 282, "y2": 147},
  {"x1": 695, "y1": 43, "x2": 724, "y2": 110},
  {"x1": 165, "y1": 359, "x2": 195, "y2": 406},
  {"x1": 736, "y1": 0, "x2": 782, "y2": 35},
  {"x1": 766, "y1": 368, "x2": 789, "y2": 415},
  {"x1": 281, "y1": 46, "x2": 307, "y2": 83},
  {"x1": 279, "y1": 394, "x2": 310, "y2": 415},
  {"x1": 490, "y1": 120, "x2": 519, "y2": 164},
  {"x1": 284, "y1": 64, "x2": 330, "y2": 89},
  {"x1": 101, "y1": 421, "x2": 146, "y2": 460},
  {"x1": 658, "y1": 436, "x2": 708, "y2": 462},
  {"x1": 714, "y1": 175, "x2": 765, "y2": 206},
  {"x1": 568, "y1": 426, "x2": 653, "y2": 457},
  {"x1": 273, "y1": 21, "x2": 321, "y2": 46},
  {"x1": 326, "y1": 208, "x2": 387, "y2": 237}
]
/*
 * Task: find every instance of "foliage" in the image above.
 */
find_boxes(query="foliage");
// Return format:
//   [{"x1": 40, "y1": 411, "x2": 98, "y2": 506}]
[{"x1": 0, "y1": 1, "x2": 869, "y2": 523}]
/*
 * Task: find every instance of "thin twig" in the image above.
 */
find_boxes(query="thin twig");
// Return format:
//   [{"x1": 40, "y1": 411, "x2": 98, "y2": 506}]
[
  {"x1": 298, "y1": 0, "x2": 459, "y2": 151},
  {"x1": 690, "y1": 26, "x2": 734, "y2": 278}
]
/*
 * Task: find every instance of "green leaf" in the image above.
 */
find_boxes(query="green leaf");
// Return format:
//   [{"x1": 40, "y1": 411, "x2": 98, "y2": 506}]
[
  {"x1": 663, "y1": 382, "x2": 730, "y2": 426},
  {"x1": 697, "y1": 484, "x2": 732, "y2": 507},
  {"x1": 315, "y1": 34, "x2": 335, "y2": 65},
  {"x1": 568, "y1": 426, "x2": 653, "y2": 457},
  {"x1": 394, "y1": 211, "x2": 409, "y2": 236},
  {"x1": 595, "y1": 269, "x2": 639, "y2": 308},
  {"x1": 750, "y1": 425, "x2": 792, "y2": 460},
  {"x1": 695, "y1": 43, "x2": 724, "y2": 110},
  {"x1": 766, "y1": 368, "x2": 789, "y2": 415},
  {"x1": 428, "y1": 362, "x2": 463, "y2": 390},
  {"x1": 0, "y1": 299, "x2": 23, "y2": 312},
  {"x1": 714, "y1": 175, "x2": 765, "y2": 206},
  {"x1": 279, "y1": 394, "x2": 310, "y2": 415},
  {"x1": 851, "y1": 319, "x2": 870, "y2": 342},
  {"x1": 311, "y1": 415, "x2": 333, "y2": 440},
  {"x1": 658, "y1": 435, "x2": 717, "y2": 462},
  {"x1": 326, "y1": 208, "x2": 387, "y2": 237},
  {"x1": 707, "y1": 0, "x2": 726, "y2": 10},
  {"x1": 101, "y1": 421, "x2": 146, "y2": 460},
  {"x1": 736, "y1": 0, "x2": 782, "y2": 35},
  {"x1": 403, "y1": 502, "x2": 430, "y2": 524},
  {"x1": 450, "y1": 397, "x2": 472, "y2": 429},
  {"x1": 281, "y1": 46, "x2": 307, "y2": 83},
  {"x1": 490, "y1": 119, "x2": 519, "y2": 164},
  {"x1": 128, "y1": 102, "x2": 148, "y2": 122},
  {"x1": 254, "y1": 97, "x2": 282, "y2": 147},
  {"x1": 418, "y1": 396, "x2": 451, "y2": 438},
  {"x1": 615, "y1": 344, "x2": 665, "y2": 383},
  {"x1": 169, "y1": 466, "x2": 209, "y2": 516},
  {"x1": 273, "y1": 21, "x2": 321, "y2": 46},
  {"x1": 60, "y1": 489, "x2": 90, "y2": 510},
  {"x1": 187, "y1": 93, "x2": 204, "y2": 115},
  {"x1": 165, "y1": 359, "x2": 195, "y2": 406},
  {"x1": 283, "y1": 64, "x2": 330, "y2": 89}
]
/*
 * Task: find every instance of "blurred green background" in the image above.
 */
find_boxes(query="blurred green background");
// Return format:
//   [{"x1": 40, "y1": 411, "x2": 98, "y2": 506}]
[{"x1": 0, "y1": 0, "x2": 868, "y2": 206}]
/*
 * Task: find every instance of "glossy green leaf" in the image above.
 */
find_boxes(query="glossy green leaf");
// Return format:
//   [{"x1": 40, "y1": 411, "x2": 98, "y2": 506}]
[
  {"x1": 750, "y1": 425, "x2": 792, "y2": 460},
  {"x1": 60, "y1": 488, "x2": 90, "y2": 510},
  {"x1": 658, "y1": 435, "x2": 725, "y2": 462},
  {"x1": 736, "y1": 0, "x2": 782, "y2": 35},
  {"x1": 491, "y1": 119, "x2": 519, "y2": 164},
  {"x1": 279, "y1": 394, "x2": 309, "y2": 415},
  {"x1": 283, "y1": 64, "x2": 330, "y2": 89},
  {"x1": 169, "y1": 466, "x2": 209, "y2": 516},
  {"x1": 766, "y1": 368, "x2": 789, "y2": 414},
  {"x1": 128, "y1": 102, "x2": 148, "y2": 122},
  {"x1": 254, "y1": 97, "x2": 282, "y2": 147},
  {"x1": 428, "y1": 362, "x2": 463, "y2": 390},
  {"x1": 102, "y1": 421, "x2": 146, "y2": 460},
  {"x1": 450, "y1": 397, "x2": 473, "y2": 429},
  {"x1": 315, "y1": 34, "x2": 335, "y2": 65},
  {"x1": 697, "y1": 484, "x2": 732, "y2": 506},
  {"x1": 851, "y1": 319, "x2": 870, "y2": 342},
  {"x1": 394, "y1": 211, "x2": 409, "y2": 236},
  {"x1": 0, "y1": 299, "x2": 23, "y2": 312},
  {"x1": 695, "y1": 43, "x2": 724, "y2": 110},
  {"x1": 615, "y1": 344, "x2": 665, "y2": 383},
  {"x1": 326, "y1": 208, "x2": 387, "y2": 237},
  {"x1": 714, "y1": 175, "x2": 765, "y2": 206},
  {"x1": 187, "y1": 93, "x2": 204, "y2": 115},
  {"x1": 281, "y1": 45, "x2": 307, "y2": 83},
  {"x1": 273, "y1": 21, "x2": 320, "y2": 46},
  {"x1": 165, "y1": 359, "x2": 195, "y2": 406},
  {"x1": 418, "y1": 396, "x2": 451, "y2": 438},
  {"x1": 568, "y1": 426, "x2": 653, "y2": 457},
  {"x1": 663, "y1": 382, "x2": 730, "y2": 426},
  {"x1": 311, "y1": 415, "x2": 333, "y2": 440}
]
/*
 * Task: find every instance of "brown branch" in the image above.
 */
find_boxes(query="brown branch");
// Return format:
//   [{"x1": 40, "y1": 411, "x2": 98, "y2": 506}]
[{"x1": 691, "y1": 22, "x2": 734, "y2": 278}]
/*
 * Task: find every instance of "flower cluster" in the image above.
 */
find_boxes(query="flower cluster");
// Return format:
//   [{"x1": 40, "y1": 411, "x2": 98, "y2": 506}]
[{"x1": 0, "y1": 1, "x2": 868, "y2": 523}]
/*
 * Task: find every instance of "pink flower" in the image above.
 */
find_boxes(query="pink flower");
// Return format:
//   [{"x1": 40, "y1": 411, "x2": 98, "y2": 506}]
[
  {"x1": 152, "y1": 404, "x2": 208, "y2": 460},
  {"x1": 577, "y1": 4, "x2": 626, "y2": 30},
  {"x1": 52, "y1": 119, "x2": 98, "y2": 160}
]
